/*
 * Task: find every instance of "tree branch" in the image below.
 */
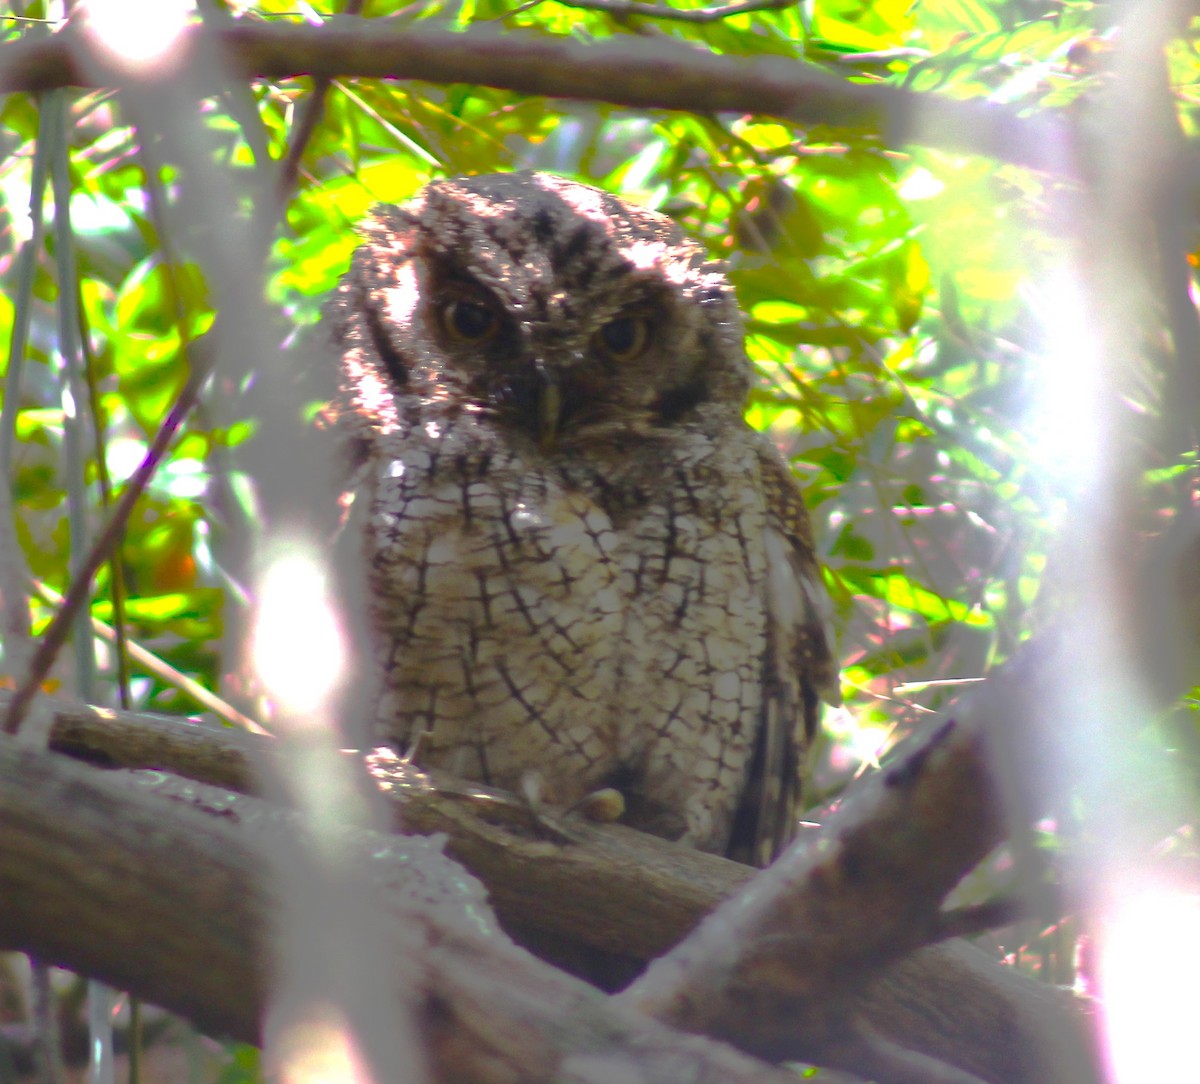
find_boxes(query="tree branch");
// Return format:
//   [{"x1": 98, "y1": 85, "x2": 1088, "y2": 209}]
[
  {"x1": 0, "y1": 19, "x2": 1082, "y2": 179},
  {"x1": 273, "y1": 0, "x2": 365, "y2": 211},
  {"x1": 0, "y1": 733, "x2": 821, "y2": 1084},
  {"x1": 622, "y1": 721, "x2": 1003, "y2": 1056},
  {"x1": 2, "y1": 332, "x2": 217, "y2": 736},
  {"x1": 19, "y1": 691, "x2": 1099, "y2": 1083},
  {"x1": 31, "y1": 579, "x2": 264, "y2": 733}
]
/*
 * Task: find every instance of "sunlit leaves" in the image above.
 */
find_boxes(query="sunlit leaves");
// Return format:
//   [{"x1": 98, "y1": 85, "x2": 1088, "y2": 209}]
[{"x1": 809, "y1": 0, "x2": 917, "y2": 53}]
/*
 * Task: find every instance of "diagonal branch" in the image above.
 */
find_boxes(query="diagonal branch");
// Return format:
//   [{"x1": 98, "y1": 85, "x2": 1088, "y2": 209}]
[
  {"x1": 273, "y1": 0, "x2": 366, "y2": 211},
  {"x1": 1, "y1": 336, "x2": 216, "y2": 736},
  {"x1": 30, "y1": 580, "x2": 266, "y2": 734}
]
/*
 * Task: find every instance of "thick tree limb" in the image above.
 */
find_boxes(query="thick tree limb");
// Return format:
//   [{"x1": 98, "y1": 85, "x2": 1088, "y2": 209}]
[
  {"x1": 620, "y1": 714, "x2": 1099, "y2": 1083},
  {"x1": 623, "y1": 722, "x2": 999, "y2": 1046},
  {"x1": 0, "y1": 734, "x2": 801, "y2": 1084},
  {"x1": 20, "y1": 691, "x2": 1098, "y2": 1083},
  {"x1": 0, "y1": 19, "x2": 1081, "y2": 178}
]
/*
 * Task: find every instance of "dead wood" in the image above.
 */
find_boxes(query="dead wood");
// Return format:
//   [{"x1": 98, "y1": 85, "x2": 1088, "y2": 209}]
[
  {"x1": 14, "y1": 691, "x2": 1101, "y2": 1083},
  {"x1": 0, "y1": 732, "x2": 804, "y2": 1084}
]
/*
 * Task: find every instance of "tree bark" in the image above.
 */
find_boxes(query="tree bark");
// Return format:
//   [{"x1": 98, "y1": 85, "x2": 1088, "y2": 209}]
[
  {"x1": 0, "y1": 733, "x2": 804, "y2": 1084},
  {"x1": 11, "y1": 691, "x2": 1101, "y2": 1083},
  {"x1": 0, "y1": 19, "x2": 1080, "y2": 179}
]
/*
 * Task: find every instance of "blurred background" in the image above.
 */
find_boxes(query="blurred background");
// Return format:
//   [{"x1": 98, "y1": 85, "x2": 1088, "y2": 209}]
[{"x1": 2, "y1": 1, "x2": 1199, "y2": 1081}]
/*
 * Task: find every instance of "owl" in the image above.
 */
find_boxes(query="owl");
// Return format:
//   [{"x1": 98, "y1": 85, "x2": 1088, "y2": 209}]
[{"x1": 327, "y1": 171, "x2": 838, "y2": 867}]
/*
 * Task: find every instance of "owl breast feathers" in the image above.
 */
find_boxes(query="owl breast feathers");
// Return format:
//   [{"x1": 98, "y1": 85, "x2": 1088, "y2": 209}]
[{"x1": 327, "y1": 171, "x2": 838, "y2": 865}]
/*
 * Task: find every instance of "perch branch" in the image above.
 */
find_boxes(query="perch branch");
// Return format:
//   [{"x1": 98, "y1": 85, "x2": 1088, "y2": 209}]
[
  {"x1": 0, "y1": 734, "x2": 811, "y2": 1084},
  {"x1": 17, "y1": 691, "x2": 1099, "y2": 1083},
  {"x1": 622, "y1": 626, "x2": 1119, "y2": 1083}
]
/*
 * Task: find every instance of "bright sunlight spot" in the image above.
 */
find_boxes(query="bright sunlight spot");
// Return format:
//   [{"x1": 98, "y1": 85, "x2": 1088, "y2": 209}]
[
  {"x1": 252, "y1": 548, "x2": 346, "y2": 719},
  {"x1": 1100, "y1": 884, "x2": 1200, "y2": 1082},
  {"x1": 83, "y1": 0, "x2": 193, "y2": 70},
  {"x1": 898, "y1": 167, "x2": 945, "y2": 201},
  {"x1": 105, "y1": 437, "x2": 146, "y2": 484},
  {"x1": 273, "y1": 1006, "x2": 376, "y2": 1084},
  {"x1": 826, "y1": 708, "x2": 892, "y2": 774},
  {"x1": 1025, "y1": 271, "x2": 1104, "y2": 497}
]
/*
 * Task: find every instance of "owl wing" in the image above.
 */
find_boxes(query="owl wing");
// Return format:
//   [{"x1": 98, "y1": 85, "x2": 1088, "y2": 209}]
[{"x1": 727, "y1": 444, "x2": 840, "y2": 867}]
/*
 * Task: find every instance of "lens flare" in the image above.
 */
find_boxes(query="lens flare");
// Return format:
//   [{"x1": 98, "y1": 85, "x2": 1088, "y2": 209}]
[
  {"x1": 252, "y1": 549, "x2": 346, "y2": 719},
  {"x1": 1025, "y1": 270, "x2": 1105, "y2": 499},
  {"x1": 271, "y1": 1005, "x2": 377, "y2": 1084},
  {"x1": 83, "y1": 0, "x2": 192, "y2": 71},
  {"x1": 1100, "y1": 884, "x2": 1200, "y2": 1082}
]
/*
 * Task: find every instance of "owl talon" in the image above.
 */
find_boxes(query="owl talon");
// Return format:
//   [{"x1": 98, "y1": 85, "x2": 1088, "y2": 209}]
[
  {"x1": 568, "y1": 787, "x2": 626, "y2": 824},
  {"x1": 517, "y1": 771, "x2": 582, "y2": 844}
]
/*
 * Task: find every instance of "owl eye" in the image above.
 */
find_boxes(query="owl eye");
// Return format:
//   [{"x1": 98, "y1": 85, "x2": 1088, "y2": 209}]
[
  {"x1": 597, "y1": 314, "x2": 651, "y2": 362},
  {"x1": 442, "y1": 298, "x2": 500, "y2": 344}
]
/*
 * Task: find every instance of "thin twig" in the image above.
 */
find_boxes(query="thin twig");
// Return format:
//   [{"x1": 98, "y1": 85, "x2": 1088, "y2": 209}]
[
  {"x1": 0, "y1": 89, "x2": 56, "y2": 478},
  {"x1": 49, "y1": 89, "x2": 99, "y2": 708},
  {"x1": 0, "y1": 63, "x2": 58, "y2": 697},
  {"x1": 933, "y1": 897, "x2": 1027, "y2": 942},
  {"x1": 3, "y1": 73, "x2": 229, "y2": 737},
  {"x1": 275, "y1": 0, "x2": 365, "y2": 211},
  {"x1": 31, "y1": 580, "x2": 268, "y2": 734},
  {"x1": 2, "y1": 350, "x2": 214, "y2": 736},
  {"x1": 515, "y1": 0, "x2": 797, "y2": 24},
  {"x1": 78, "y1": 274, "x2": 133, "y2": 709}
]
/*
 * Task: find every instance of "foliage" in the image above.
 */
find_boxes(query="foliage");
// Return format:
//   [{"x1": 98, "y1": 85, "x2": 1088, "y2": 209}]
[{"x1": 3, "y1": 0, "x2": 1200, "y2": 1071}]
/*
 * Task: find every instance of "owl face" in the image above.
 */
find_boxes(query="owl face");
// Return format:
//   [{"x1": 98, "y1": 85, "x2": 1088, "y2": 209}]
[{"x1": 338, "y1": 172, "x2": 751, "y2": 449}]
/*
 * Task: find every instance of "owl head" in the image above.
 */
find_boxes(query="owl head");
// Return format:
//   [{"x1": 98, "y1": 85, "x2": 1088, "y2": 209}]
[{"x1": 328, "y1": 171, "x2": 750, "y2": 450}]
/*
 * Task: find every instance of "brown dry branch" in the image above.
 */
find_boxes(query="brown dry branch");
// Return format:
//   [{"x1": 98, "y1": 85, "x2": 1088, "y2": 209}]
[
  {"x1": 13, "y1": 690, "x2": 1099, "y2": 1083},
  {"x1": 0, "y1": 732, "x2": 825, "y2": 1084},
  {"x1": 0, "y1": 19, "x2": 1081, "y2": 179},
  {"x1": 273, "y1": 0, "x2": 366, "y2": 210},
  {"x1": 31, "y1": 580, "x2": 264, "y2": 733},
  {"x1": 619, "y1": 699, "x2": 1097, "y2": 1083},
  {"x1": 1, "y1": 333, "x2": 218, "y2": 736}
]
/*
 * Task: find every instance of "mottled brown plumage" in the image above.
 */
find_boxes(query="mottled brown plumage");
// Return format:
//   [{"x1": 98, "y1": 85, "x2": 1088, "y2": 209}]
[{"x1": 328, "y1": 171, "x2": 838, "y2": 866}]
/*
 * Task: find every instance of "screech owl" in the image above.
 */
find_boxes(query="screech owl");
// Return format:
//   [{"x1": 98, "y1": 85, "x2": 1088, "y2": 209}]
[{"x1": 327, "y1": 171, "x2": 839, "y2": 866}]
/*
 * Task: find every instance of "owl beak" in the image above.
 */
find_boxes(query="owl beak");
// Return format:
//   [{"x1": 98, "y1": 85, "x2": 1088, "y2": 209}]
[{"x1": 535, "y1": 363, "x2": 562, "y2": 449}]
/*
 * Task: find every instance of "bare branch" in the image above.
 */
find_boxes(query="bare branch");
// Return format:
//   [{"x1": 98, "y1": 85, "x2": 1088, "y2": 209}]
[
  {"x1": 2, "y1": 336, "x2": 216, "y2": 735},
  {"x1": 933, "y1": 897, "x2": 1027, "y2": 942},
  {"x1": 0, "y1": 20, "x2": 1082, "y2": 179},
  {"x1": 617, "y1": 624, "x2": 1122, "y2": 1084},
  {"x1": 274, "y1": 0, "x2": 366, "y2": 211},
  {"x1": 0, "y1": 735, "x2": 811, "y2": 1084},
  {"x1": 619, "y1": 720, "x2": 1010, "y2": 1063},
  {"x1": 30, "y1": 580, "x2": 267, "y2": 734},
  {"x1": 21, "y1": 691, "x2": 1099, "y2": 1083}
]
